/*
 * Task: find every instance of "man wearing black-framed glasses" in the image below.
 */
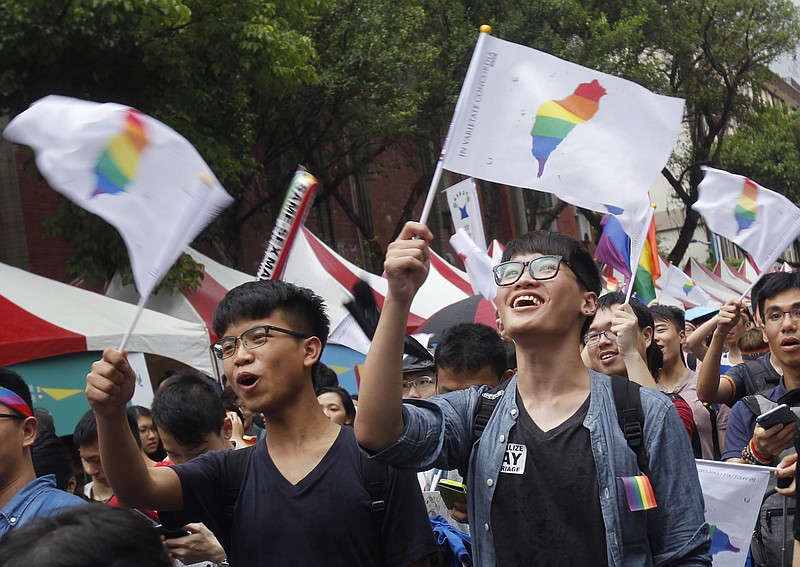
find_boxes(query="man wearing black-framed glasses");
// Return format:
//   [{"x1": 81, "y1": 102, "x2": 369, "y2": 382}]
[{"x1": 0, "y1": 367, "x2": 84, "y2": 537}]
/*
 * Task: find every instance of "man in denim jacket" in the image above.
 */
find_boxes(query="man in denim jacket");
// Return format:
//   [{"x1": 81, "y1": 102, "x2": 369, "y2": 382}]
[{"x1": 356, "y1": 224, "x2": 710, "y2": 566}]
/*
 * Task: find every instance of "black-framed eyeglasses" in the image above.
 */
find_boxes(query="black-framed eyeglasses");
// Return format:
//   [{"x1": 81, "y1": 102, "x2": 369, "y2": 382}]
[
  {"x1": 211, "y1": 324, "x2": 310, "y2": 360},
  {"x1": 402, "y1": 375, "x2": 435, "y2": 391},
  {"x1": 493, "y1": 255, "x2": 565, "y2": 286},
  {"x1": 0, "y1": 413, "x2": 25, "y2": 420},
  {"x1": 583, "y1": 329, "x2": 619, "y2": 346},
  {"x1": 764, "y1": 306, "x2": 800, "y2": 327}
]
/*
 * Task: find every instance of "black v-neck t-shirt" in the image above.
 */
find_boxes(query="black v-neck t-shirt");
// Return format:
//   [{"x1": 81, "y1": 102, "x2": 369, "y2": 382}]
[{"x1": 491, "y1": 393, "x2": 608, "y2": 566}]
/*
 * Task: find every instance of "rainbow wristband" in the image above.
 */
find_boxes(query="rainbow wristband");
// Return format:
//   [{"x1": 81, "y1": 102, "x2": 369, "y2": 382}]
[{"x1": 749, "y1": 438, "x2": 773, "y2": 465}]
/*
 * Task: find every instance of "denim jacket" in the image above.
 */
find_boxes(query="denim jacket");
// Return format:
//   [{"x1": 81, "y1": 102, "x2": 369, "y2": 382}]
[
  {"x1": 371, "y1": 370, "x2": 710, "y2": 566},
  {"x1": 0, "y1": 475, "x2": 85, "y2": 536}
]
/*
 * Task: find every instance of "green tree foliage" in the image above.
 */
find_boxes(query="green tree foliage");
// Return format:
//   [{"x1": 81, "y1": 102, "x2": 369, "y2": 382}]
[
  {"x1": 719, "y1": 101, "x2": 800, "y2": 204},
  {"x1": 1, "y1": 0, "x2": 318, "y2": 291}
]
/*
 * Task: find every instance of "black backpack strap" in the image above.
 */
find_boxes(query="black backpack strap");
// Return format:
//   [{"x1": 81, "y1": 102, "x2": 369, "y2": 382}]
[
  {"x1": 358, "y1": 451, "x2": 390, "y2": 533},
  {"x1": 471, "y1": 377, "x2": 512, "y2": 446},
  {"x1": 610, "y1": 375, "x2": 650, "y2": 477},
  {"x1": 219, "y1": 445, "x2": 256, "y2": 553},
  {"x1": 704, "y1": 402, "x2": 722, "y2": 460},
  {"x1": 742, "y1": 360, "x2": 774, "y2": 394}
]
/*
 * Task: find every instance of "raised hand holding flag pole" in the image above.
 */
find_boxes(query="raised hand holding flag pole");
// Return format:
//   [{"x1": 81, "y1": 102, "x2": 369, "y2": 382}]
[{"x1": 3, "y1": 95, "x2": 235, "y2": 349}]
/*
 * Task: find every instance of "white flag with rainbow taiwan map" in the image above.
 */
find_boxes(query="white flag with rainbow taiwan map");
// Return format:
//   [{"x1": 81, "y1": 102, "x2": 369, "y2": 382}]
[
  {"x1": 441, "y1": 33, "x2": 684, "y2": 234},
  {"x1": 693, "y1": 167, "x2": 800, "y2": 273},
  {"x1": 4, "y1": 95, "x2": 234, "y2": 300}
]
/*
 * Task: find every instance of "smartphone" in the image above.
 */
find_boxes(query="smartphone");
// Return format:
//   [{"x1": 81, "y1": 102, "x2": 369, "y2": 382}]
[
  {"x1": 438, "y1": 479, "x2": 467, "y2": 509},
  {"x1": 756, "y1": 404, "x2": 797, "y2": 429},
  {"x1": 154, "y1": 524, "x2": 190, "y2": 540}
]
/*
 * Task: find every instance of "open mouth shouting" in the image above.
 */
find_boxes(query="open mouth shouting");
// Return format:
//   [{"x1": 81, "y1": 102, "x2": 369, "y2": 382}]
[
  {"x1": 511, "y1": 294, "x2": 544, "y2": 309},
  {"x1": 236, "y1": 372, "x2": 260, "y2": 392},
  {"x1": 780, "y1": 336, "x2": 800, "y2": 353}
]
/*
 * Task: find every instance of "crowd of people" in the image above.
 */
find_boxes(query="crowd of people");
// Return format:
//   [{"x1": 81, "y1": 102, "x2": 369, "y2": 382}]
[{"x1": 1, "y1": 222, "x2": 800, "y2": 566}]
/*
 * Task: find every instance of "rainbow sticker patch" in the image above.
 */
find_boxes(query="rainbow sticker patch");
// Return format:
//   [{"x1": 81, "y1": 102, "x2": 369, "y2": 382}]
[
  {"x1": 620, "y1": 475, "x2": 657, "y2": 511},
  {"x1": 682, "y1": 279, "x2": 696, "y2": 295}
]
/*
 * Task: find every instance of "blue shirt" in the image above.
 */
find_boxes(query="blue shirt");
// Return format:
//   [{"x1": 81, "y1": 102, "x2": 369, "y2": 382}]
[
  {"x1": 722, "y1": 380, "x2": 788, "y2": 461},
  {"x1": 0, "y1": 475, "x2": 85, "y2": 536},
  {"x1": 370, "y1": 370, "x2": 711, "y2": 566}
]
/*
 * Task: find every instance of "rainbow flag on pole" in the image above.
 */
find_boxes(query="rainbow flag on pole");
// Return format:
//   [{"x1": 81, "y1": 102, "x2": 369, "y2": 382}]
[
  {"x1": 595, "y1": 212, "x2": 660, "y2": 302},
  {"x1": 633, "y1": 215, "x2": 661, "y2": 303}
]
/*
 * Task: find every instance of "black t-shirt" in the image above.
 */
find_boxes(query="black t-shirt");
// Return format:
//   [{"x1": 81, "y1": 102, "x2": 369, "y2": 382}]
[
  {"x1": 166, "y1": 427, "x2": 436, "y2": 566},
  {"x1": 492, "y1": 393, "x2": 608, "y2": 566}
]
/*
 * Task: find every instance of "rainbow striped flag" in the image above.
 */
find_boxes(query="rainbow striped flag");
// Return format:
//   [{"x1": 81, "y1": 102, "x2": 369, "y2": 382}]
[
  {"x1": 633, "y1": 216, "x2": 661, "y2": 303},
  {"x1": 595, "y1": 213, "x2": 660, "y2": 302},
  {"x1": 620, "y1": 475, "x2": 658, "y2": 511}
]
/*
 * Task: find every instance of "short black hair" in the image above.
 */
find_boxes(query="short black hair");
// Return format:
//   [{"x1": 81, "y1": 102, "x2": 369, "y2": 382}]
[
  {"x1": 434, "y1": 323, "x2": 507, "y2": 379},
  {"x1": 0, "y1": 505, "x2": 171, "y2": 567},
  {"x1": 212, "y1": 280, "x2": 330, "y2": 349},
  {"x1": 0, "y1": 367, "x2": 33, "y2": 414},
  {"x1": 32, "y1": 428, "x2": 75, "y2": 491},
  {"x1": 73, "y1": 409, "x2": 140, "y2": 450},
  {"x1": 757, "y1": 272, "x2": 800, "y2": 319},
  {"x1": 650, "y1": 305, "x2": 685, "y2": 332},
  {"x1": 151, "y1": 370, "x2": 225, "y2": 447},
  {"x1": 501, "y1": 231, "x2": 602, "y2": 295},
  {"x1": 313, "y1": 362, "x2": 340, "y2": 392},
  {"x1": 316, "y1": 386, "x2": 356, "y2": 424}
]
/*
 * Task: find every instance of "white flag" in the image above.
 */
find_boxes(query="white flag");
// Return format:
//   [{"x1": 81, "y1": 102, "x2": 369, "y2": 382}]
[
  {"x1": 661, "y1": 264, "x2": 712, "y2": 306},
  {"x1": 450, "y1": 228, "x2": 497, "y2": 301},
  {"x1": 695, "y1": 459, "x2": 772, "y2": 567},
  {"x1": 693, "y1": 167, "x2": 800, "y2": 273},
  {"x1": 4, "y1": 96, "x2": 234, "y2": 299},
  {"x1": 441, "y1": 33, "x2": 683, "y2": 231},
  {"x1": 445, "y1": 178, "x2": 487, "y2": 251}
]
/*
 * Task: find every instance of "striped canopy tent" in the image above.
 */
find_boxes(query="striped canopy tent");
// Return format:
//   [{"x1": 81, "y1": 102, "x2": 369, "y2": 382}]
[{"x1": 1, "y1": 261, "x2": 213, "y2": 433}]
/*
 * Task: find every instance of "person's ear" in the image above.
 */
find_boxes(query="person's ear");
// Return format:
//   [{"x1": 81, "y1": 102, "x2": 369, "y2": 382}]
[
  {"x1": 66, "y1": 475, "x2": 78, "y2": 494},
  {"x1": 642, "y1": 326, "x2": 653, "y2": 348},
  {"x1": 581, "y1": 292, "x2": 598, "y2": 316},
  {"x1": 22, "y1": 416, "x2": 38, "y2": 449},
  {"x1": 221, "y1": 416, "x2": 233, "y2": 439},
  {"x1": 303, "y1": 337, "x2": 323, "y2": 368}
]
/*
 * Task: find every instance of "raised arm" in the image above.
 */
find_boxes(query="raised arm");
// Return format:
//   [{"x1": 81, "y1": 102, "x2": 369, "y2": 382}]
[
  {"x1": 354, "y1": 222, "x2": 433, "y2": 452},
  {"x1": 86, "y1": 348, "x2": 183, "y2": 510},
  {"x1": 613, "y1": 303, "x2": 658, "y2": 389},
  {"x1": 684, "y1": 315, "x2": 717, "y2": 361},
  {"x1": 696, "y1": 301, "x2": 740, "y2": 403}
]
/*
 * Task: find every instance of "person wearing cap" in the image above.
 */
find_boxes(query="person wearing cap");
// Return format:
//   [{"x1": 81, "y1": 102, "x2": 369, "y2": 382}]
[
  {"x1": 402, "y1": 351, "x2": 437, "y2": 400},
  {"x1": 0, "y1": 367, "x2": 85, "y2": 536}
]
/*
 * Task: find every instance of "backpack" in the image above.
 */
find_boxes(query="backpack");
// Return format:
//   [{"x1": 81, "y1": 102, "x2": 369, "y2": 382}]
[
  {"x1": 741, "y1": 394, "x2": 799, "y2": 567},
  {"x1": 217, "y1": 443, "x2": 390, "y2": 555},
  {"x1": 741, "y1": 359, "x2": 780, "y2": 397},
  {"x1": 471, "y1": 375, "x2": 650, "y2": 476},
  {"x1": 664, "y1": 392, "x2": 722, "y2": 460}
]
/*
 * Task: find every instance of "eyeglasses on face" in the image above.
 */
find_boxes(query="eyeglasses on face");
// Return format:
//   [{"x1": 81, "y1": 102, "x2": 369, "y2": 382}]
[
  {"x1": 211, "y1": 324, "x2": 310, "y2": 360},
  {"x1": 583, "y1": 329, "x2": 619, "y2": 346},
  {"x1": 402, "y1": 376, "x2": 435, "y2": 391},
  {"x1": 493, "y1": 255, "x2": 565, "y2": 287},
  {"x1": 764, "y1": 306, "x2": 800, "y2": 327}
]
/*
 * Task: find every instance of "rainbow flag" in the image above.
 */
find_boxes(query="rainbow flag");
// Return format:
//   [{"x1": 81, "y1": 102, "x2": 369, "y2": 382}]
[
  {"x1": 595, "y1": 213, "x2": 660, "y2": 302},
  {"x1": 620, "y1": 475, "x2": 657, "y2": 511},
  {"x1": 633, "y1": 216, "x2": 660, "y2": 303}
]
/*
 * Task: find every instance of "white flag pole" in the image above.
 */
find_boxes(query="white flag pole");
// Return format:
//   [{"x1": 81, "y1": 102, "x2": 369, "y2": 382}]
[
  {"x1": 624, "y1": 204, "x2": 656, "y2": 304},
  {"x1": 419, "y1": 25, "x2": 493, "y2": 225},
  {"x1": 118, "y1": 294, "x2": 148, "y2": 351},
  {"x1": 738, "y1": 272, "x2": 763, "y2": 304}
]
